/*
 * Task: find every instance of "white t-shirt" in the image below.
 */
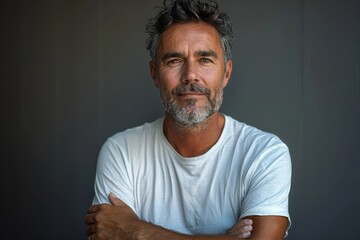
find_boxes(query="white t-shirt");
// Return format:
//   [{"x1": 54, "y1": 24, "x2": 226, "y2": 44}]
[{"x1": 93, "y1": 115, "x2": 291, "y2": 235}]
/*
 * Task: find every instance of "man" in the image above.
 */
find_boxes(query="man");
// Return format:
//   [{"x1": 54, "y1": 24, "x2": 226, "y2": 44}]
[{"x1": 85, "y1": 0, "x2": 291, "y2": 239}]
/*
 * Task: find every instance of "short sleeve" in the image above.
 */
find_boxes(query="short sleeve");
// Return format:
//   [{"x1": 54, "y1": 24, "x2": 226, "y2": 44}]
[
  {"x1": 92, "y1": 138, "x2": 135, "y2": 212},
  {"x1": 240, "y1": 142, "x2": 292, "y2": 232}
]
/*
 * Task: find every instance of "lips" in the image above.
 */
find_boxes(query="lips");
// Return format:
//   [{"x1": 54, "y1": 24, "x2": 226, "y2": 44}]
[
  {"x1": 179, "y1": 92, "x2": 204, "y2": 96},
  {"x1": 172, "y1": 83, "x2": 210, "y2": 97}
]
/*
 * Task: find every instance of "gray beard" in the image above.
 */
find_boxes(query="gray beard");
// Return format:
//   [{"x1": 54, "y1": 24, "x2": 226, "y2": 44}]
[{"x1": 160, "y1": 86, "x2": 223, "y2": 126}]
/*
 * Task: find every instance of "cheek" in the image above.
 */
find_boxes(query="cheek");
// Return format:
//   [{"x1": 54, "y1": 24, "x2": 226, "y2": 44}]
[
  {"x1": 203, "y1": 70, "x2": 225, "y2": 89},
  {"x1": 158, "y1": 69, "x2": 181, "y2": 89},
  {"x1": 201, "y1": 66, "x2": 224, "y2": 80}
]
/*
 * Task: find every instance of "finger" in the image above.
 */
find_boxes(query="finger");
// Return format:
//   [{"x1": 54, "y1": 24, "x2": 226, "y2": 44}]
[
  {"x1": 87, "y1": 204, "x2": 101, "y2": 214},
  {"x1": 227, "y1": 225, "x2": 252, "y2": 238},
  {"x1": 228, "y1": 218, "x2": 253, "y2": 232},
  {"x1": 109, "y1": 192, "x2": 125, "y2": 206},
  {"x1": 86, "y1": 224, "x2": 97, "y2": 236},
  {"x1": 85, "y1": 213, "x2": 96, "y2": 225},
  {"x1": 241, "y1": 224, "x2": 253, "y2": 233},
  {"x1": 241, "y1": 218, "x2": 253, "y2": 226},
  {"x1": 87, "y1": 233, "x2": 96, "y2": 240},
  {"x1": 227, "y1": 219, "x2": 253, "y2": 236},
  {"x1": 237, "y1": 231, "x2": 251, "y2": 239},
  {"x1": 232, "y1": 223, "x2": 253, "y2": 234}
]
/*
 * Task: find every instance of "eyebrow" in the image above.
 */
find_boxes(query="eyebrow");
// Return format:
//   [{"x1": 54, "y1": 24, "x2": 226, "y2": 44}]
[
  {"x1": 161, "y1": 52, "x2": 184, "y2": 62},
  {"x1": 161, "y1": 50, "x2": 218, "y2": 62},
  {"x1": 195, "y1": 50, "x2": 218, "y2": 58}
]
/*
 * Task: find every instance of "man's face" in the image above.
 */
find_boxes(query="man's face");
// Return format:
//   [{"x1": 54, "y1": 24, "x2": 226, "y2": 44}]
[{"x1": 150, "y1": 21, "x2": 232, "y2": 126}]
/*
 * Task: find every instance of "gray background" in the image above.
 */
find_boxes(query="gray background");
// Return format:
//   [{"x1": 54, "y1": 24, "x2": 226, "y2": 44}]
[{"x1": 2, "y1": 0, "x2": 359, "y2": 239}]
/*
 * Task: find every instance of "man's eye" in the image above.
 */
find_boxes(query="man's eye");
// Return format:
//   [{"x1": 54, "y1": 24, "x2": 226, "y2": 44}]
[
  {"x1": 200, "y1": 58, "x2": 212, "y2": 63},
  {"x1": 167, "y1": 59, "x2": 182, "y2": 65}
]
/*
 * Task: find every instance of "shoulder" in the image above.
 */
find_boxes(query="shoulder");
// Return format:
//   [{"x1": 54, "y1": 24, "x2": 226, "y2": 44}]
[
  {"x1": 224, "y1": 115, "x2": 290, "y2": 165},
  {"x1": 96, "y1": 118, "x2": 163, "y2": 167},
  {"x1": 97, "y1": 118, "x2": 163, "y2": 158},
  {"x1": 107, "y1": 118, "x2": 163, "y2": 146},
  {"x1": 225, "y1": 115, "x2": 286, "y2": 147}
]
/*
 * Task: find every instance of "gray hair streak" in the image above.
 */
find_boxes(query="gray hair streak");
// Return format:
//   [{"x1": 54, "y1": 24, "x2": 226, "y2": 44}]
[{"x1": 145, "y1": 0, "x2": 233, "y2": 62}]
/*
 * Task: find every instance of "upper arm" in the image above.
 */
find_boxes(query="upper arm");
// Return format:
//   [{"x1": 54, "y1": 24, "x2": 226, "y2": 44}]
[
  {"x1": 240, "y1": 142, "x2": 292, "y2": 238},
  {"x1": 93, "y1": 138, "x2": 135, "y2": 209},
  {"x1": 246, "y1": 216, "x2": 288, "y2": 240}
]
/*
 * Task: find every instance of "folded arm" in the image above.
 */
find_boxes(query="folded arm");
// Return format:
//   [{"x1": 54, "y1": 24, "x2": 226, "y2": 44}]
[{"x1": 85, "y1": 193, "x2": 252, "y2": 240}]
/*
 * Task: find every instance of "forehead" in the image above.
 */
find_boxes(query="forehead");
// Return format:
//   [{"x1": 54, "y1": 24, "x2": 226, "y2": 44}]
[{"x1": 157, "y1": 21, "x2": 223, "y2": 57}]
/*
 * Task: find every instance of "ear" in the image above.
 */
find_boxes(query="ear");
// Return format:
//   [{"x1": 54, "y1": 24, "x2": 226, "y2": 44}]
[
  {"x1": 149, "y1": 60, "x2": 159, "y2": 88},
  {"x1": 222, "y1": 59, "x2": 232, "y2": 88}
]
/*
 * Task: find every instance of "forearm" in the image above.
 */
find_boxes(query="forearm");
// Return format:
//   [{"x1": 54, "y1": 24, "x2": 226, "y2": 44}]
[
  {"x1": 133, "y1": 219, "x2": 243, "y2": 240},
  {"x1": 86, "y1": 194, "x2": 251, "y2": 240}
]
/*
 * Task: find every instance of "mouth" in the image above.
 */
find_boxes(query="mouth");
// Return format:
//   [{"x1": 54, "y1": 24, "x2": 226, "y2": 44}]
[
  {"x1": 178, "y1": 92, "x2": 206, "y2": 98},
  {"x1": 179, "y1": 92, "x2": 204, "y2": 95},
  {"x1": 172, "y1": 83, "x2": 210, "y2": 98}
]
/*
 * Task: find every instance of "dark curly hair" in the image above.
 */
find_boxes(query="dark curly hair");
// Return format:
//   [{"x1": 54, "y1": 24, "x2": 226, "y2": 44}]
[{"x1": 145, "y1": 0, "x2": 233, "y2": 61}]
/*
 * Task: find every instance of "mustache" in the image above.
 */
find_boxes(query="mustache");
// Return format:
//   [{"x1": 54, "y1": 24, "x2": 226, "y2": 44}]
[{"x1": 172, "y1": 83, "x2": 210, "y2": 96}]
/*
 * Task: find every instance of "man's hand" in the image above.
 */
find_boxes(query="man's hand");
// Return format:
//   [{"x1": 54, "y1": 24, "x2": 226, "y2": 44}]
[
  {"x1": 227, "y1": 218, "x2": 253, "y2": 239},
  {"x1": 85, "y1": 193, "x2": 139, "y2": 240}
]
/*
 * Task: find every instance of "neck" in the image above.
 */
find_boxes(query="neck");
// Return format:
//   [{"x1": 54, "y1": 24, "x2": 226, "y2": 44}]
[{"x1": 163, "y1": 112, "x2": 225, "y2": 157}]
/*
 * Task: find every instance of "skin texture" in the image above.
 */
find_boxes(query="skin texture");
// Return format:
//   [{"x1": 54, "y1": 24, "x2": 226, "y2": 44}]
[{"x1": 86, "y1": 21, "x2": 288, "y2": 239}]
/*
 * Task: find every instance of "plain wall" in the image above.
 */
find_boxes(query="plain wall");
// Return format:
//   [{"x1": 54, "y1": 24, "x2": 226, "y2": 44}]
[{"x1": 2, "y1": 0, "x2": 359, "y2": 239}]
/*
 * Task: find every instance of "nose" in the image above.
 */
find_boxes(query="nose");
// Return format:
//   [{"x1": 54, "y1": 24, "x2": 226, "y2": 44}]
[{"x1": 181, "y1": 61, "x2": 199, "y2": 83}]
